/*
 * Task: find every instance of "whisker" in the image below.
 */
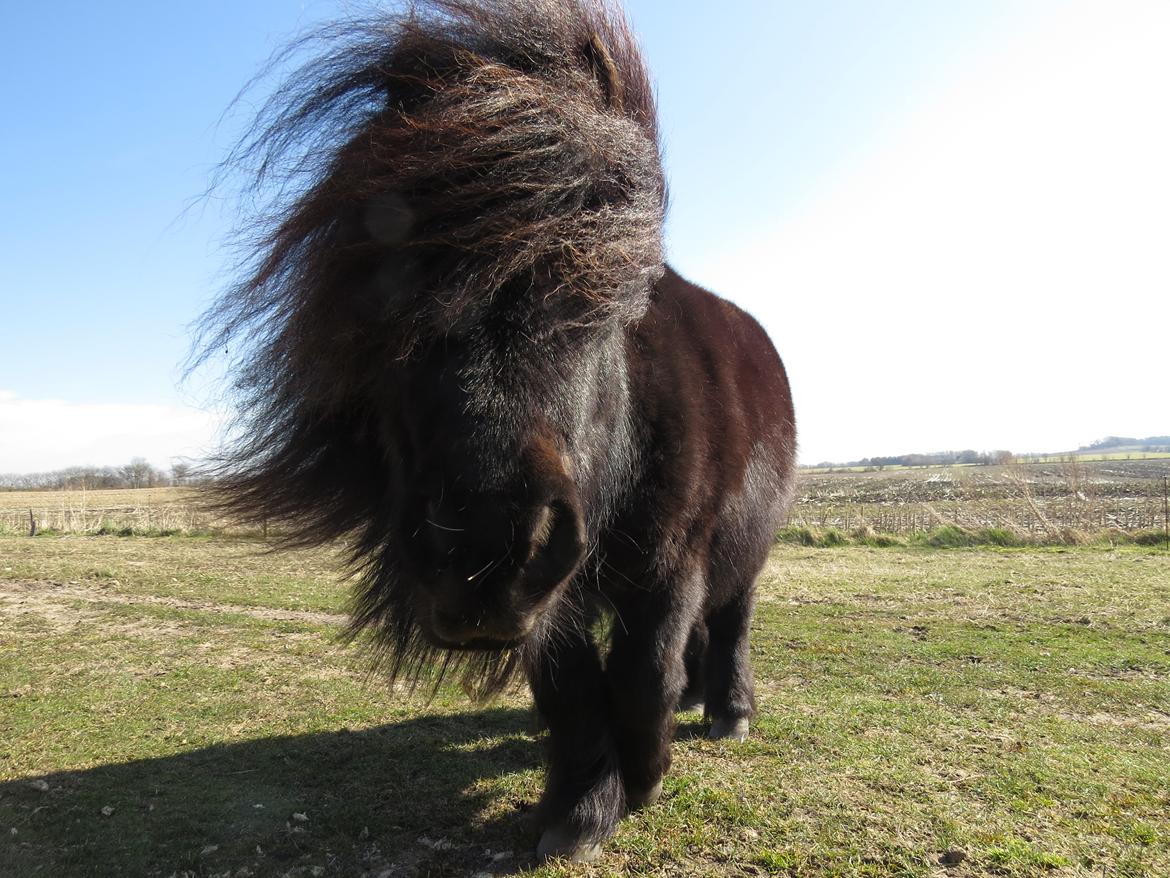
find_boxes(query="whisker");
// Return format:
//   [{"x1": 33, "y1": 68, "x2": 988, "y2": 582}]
[
  {"x1": 425, "y1": 518, "x2": 465, "y2": 533},
  {"x1": 601, "y1": 557, "x2": 642, "y2": 592},
  {"x1": 466, "y1": 557, "x2": 497, "y2": 582}
]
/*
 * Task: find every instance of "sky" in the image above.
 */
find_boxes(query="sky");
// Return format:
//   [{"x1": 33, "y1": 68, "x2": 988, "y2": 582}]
[{"x1": 1, "y1": 0, "x2": 1167, "y2": 471}]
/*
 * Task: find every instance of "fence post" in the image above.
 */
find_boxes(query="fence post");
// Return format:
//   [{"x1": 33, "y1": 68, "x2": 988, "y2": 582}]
[
  {"x1": 28, "y1": 508, "x2": 37, "y2": 537},
  {"x1": 1163, "y1": 476, "x2": 1168, "y2": 551}
]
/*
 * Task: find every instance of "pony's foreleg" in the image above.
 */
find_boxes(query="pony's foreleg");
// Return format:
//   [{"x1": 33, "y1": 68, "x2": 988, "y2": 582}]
[
  {"x1": 606, "y1": 573, "x2": 703, "y2": 808},
  {"x1": 526, "y1": 629, "x2": 624, "y2": 862}
]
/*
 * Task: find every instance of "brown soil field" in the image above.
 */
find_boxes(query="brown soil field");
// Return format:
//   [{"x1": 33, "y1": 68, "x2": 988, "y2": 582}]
[
  {"x1": 3, "y1": 457, "x2": 1168, "y2": 540},
  {"x1": 792, "y1": 459, "x2": 1170, "y2": 537}
]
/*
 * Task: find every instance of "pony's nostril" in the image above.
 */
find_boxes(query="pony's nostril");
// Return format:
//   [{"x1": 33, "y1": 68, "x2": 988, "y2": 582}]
[
  {"x1": 526, "y1": 504, "x2": 555, "y2": 562},
  {"x1": 523, "y1": 498, "x2": 585, "y2": 592}
]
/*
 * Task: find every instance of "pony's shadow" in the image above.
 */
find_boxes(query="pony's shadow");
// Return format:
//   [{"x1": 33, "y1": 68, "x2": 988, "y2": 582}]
[
  {"x1": 1, "y1": 707, "x2": 544, "y2": 877},
  {"x1": 673, "y1": 717, "x2": 710, "y2": 741}
]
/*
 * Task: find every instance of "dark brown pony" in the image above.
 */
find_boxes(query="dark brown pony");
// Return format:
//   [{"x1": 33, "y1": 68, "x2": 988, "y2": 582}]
[{"x1": 195, "y1": 0, "x2": 795, "y2": 861}]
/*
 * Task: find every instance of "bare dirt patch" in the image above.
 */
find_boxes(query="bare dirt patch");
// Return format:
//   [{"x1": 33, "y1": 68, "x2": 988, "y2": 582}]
[{"x1": 0, "y1": 578, "x2": 348, "y2": 629}]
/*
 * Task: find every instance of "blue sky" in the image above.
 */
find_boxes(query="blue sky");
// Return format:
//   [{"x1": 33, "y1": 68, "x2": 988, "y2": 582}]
[{"x1": 2, "y1": 1, "x2": 1167, "y2": 469}]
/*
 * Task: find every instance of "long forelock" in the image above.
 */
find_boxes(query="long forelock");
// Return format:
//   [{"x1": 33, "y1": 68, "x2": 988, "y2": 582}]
[{"x1": 195, "y1": 0, "x2": 664, "y2": 376}]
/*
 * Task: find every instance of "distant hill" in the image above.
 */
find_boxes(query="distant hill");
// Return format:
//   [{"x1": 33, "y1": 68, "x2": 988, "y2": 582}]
[{"x1": 1077, "y1": 436, "x2": 1170, "y2": 453}]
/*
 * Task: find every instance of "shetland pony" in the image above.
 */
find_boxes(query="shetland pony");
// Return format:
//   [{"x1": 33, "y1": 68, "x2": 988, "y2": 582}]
[{"x1": 196, "y1": 0, "x2": 796, "y2": 860}]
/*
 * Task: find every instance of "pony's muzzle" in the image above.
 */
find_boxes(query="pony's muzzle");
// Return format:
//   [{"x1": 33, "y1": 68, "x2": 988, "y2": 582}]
[{"x1": 424, "y1": 495, "x2": 586, "y2": 649}]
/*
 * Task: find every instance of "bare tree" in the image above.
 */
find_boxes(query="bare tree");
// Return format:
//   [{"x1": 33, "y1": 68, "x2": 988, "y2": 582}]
[
  {"x1": 170, "y1": 461, "x2": 192, "y2": 486},
  {"x1": 120, "y1": 458, "x2": 156, "y2": 490}
]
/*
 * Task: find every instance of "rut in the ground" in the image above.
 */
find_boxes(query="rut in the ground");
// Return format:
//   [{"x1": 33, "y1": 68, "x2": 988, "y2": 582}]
[{"x1": 0, "y1": 578, "x2": 348, "y2": 627}]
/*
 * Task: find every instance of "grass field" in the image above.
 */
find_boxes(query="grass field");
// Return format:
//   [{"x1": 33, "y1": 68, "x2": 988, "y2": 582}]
[{"x1": 2, "y1": 536, "x2": 1167, "y2": 877}]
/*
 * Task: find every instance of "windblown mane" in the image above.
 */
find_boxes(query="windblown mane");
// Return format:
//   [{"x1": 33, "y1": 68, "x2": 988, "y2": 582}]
[{"x1": 191, "y1": 0, "x2": 666, "y2": 696}]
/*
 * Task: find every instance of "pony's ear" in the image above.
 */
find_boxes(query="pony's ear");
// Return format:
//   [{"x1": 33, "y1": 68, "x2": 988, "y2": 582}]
[{"x1": 583, "y1": 32, "x2": 624, "y2": 112}]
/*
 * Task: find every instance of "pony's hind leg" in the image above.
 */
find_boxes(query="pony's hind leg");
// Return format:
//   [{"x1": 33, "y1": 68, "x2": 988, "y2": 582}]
[
  {"x1": 703, "y1": 588, "x2": 756, "y2": 741},
  {"x1": 677, "y1": 620, "x2": 707, "y2": 712}
]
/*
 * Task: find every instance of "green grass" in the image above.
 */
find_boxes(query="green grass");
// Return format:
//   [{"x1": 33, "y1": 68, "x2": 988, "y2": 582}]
[
  {"x1": 2, "y1": 536, "x2": 1168, "y2": 876},
  {"x1": 777, "y1": 523, "x2": 1170, "y2": 550}
]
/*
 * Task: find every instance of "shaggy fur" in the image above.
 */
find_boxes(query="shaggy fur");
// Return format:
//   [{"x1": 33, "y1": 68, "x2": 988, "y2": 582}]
[{"x1": 196, "y1": 0, "x2": 796, "y2": 860}]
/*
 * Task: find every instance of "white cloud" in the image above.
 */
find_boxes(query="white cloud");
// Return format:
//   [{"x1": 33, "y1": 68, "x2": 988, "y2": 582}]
[
  {"x1": 0, "y1": 391, "x2": 223, "y2": 473},
  {"x1": 688, "y1": 1, "x2": 1170, "y2": 463}
]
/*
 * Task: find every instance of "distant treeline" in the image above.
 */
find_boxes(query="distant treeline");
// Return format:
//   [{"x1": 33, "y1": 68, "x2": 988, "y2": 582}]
[
  {"x1": 0, "y1": 458, "x2": 201, "y2": 491},
  {"x1": 812, "y1": 434, "x2": 1170, "y2": 470},
  {"x1": 812, "y1": 450, "x2": 1014, "y2": 470},
  {"x1": 1078, "y1": 436, "x2": 1170, "y2": 452}
]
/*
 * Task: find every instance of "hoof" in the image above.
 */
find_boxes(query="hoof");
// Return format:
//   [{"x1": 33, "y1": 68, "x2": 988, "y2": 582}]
[
  {"x1": 626, "y1": 778, "x2": 663, "y2": 811},
  {"x1": 708, "y1": 717, "x2": 750, "y2": 742},
  {"x1": 677, "y1": 692, "x2": 704, "y2": 713},
  {"x1": 537, "y1": 824, "x2": 603, "y2": 863}
]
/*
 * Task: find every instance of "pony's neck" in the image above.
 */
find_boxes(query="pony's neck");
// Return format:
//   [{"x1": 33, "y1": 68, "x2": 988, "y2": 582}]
[{"x1": 568, "y1": 328, "x2": 637, "y2": 542}]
